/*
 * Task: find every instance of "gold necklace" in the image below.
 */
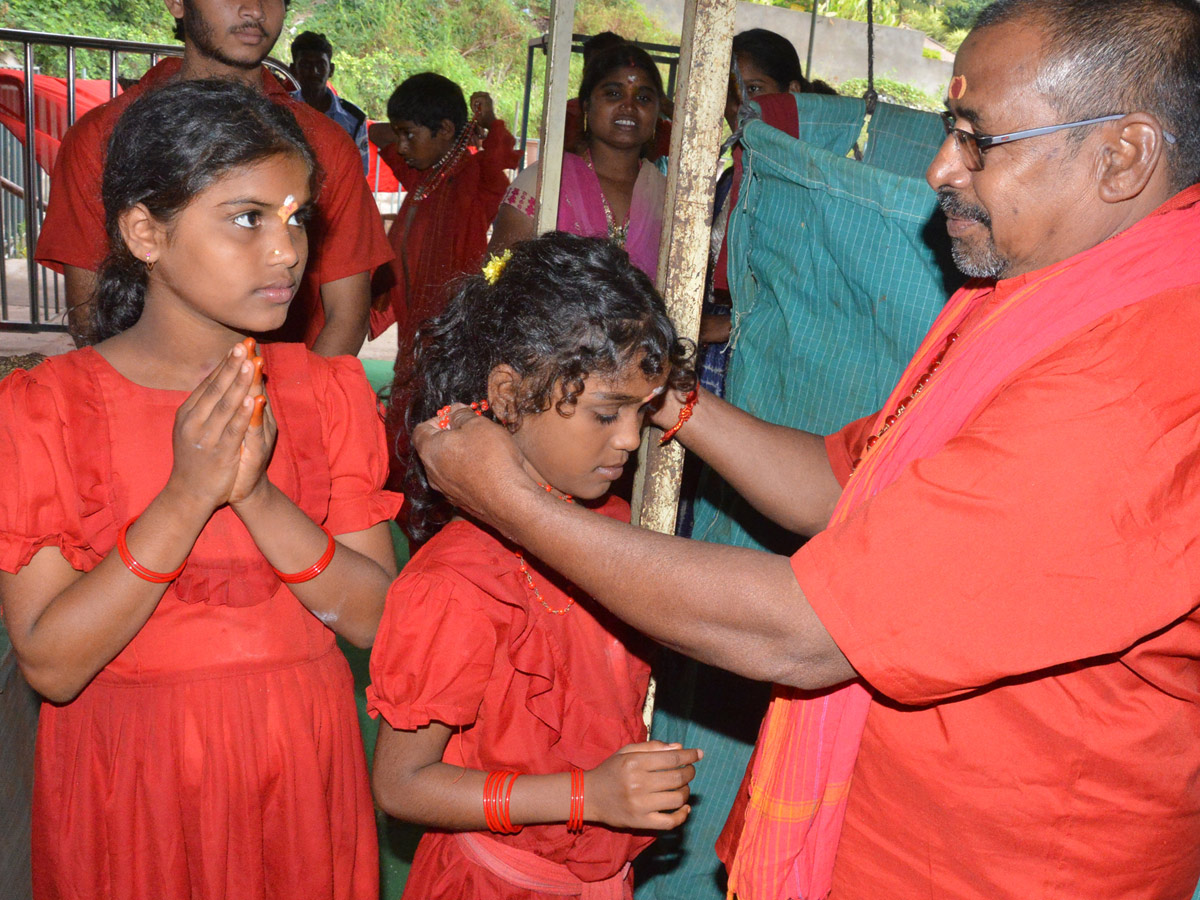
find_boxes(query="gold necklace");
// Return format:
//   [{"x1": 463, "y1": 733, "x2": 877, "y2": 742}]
[
  {"x1": 515, "y1": 485, "x2": 575, "y2": 615},
  {"x1": 584, "y1": 150, "x2": 631, "y2": 248}
]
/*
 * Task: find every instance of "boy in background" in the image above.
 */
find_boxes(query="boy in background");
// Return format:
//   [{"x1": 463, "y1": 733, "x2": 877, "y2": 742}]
[{"x1": 368, "y1": 72, "x2": 520, "y2": 482}]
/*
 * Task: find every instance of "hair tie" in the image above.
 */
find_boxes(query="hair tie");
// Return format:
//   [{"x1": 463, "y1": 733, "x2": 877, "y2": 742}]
[{"x1": 482, "y1": 249, "x2": 512, "y2": 285}]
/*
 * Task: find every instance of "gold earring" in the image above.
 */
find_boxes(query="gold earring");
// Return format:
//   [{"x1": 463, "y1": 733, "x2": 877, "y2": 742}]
[{"x1": 145, "y1": 251, "x2": 155, "y2": 273}]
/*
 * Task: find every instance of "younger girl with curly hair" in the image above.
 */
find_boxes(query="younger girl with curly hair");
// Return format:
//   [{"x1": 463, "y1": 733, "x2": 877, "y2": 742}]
[{"x1": 368, "y1": 231, "x2": 702, "y2": 899}]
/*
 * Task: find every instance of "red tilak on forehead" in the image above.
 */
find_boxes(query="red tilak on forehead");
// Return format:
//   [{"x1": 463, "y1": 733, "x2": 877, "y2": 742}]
[{"x1": 949, "y1": 75, "x2": 967, "y2": 100}]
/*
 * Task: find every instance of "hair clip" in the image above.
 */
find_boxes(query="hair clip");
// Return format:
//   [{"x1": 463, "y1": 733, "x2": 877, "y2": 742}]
[{"x1": 482, "y1": 249, "x2": 512, "y2": 285}]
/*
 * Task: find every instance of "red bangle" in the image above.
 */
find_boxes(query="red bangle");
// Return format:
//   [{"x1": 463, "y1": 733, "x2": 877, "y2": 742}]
[
  {"x1": 483, "y1": 771, "x2": 523, "y2": 834},
  {"x1": 499, "y1": 772, "x2": 522, "y2": 834},
  {"x1": 659, "y1": 389, "x2": 698, "y2": 445},
  {"x1": 271, "y1": 525, "x2": 336, "y2": 584},
  {"x1": 116, "y1": 517, "x2": 186, "y2": 584},
  {"x1": 482, "y1": 771, "x2": 502, "y2": 833},
  {"x1": 567, "y1": 767, "x2": 585, "y2": 833}
]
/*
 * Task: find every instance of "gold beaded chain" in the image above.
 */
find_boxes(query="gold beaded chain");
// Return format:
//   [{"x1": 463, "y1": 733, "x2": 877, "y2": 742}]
[
  {"x1": 851, "y1": 331, "x2": 959, "y2": 473},
  {"x1": 514, "y1": 484, "x2": 575, "y2": 615}
]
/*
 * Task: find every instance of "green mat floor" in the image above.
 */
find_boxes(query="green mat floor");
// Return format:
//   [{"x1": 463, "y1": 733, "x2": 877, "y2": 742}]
[{"x1": 353, "y1": 358, "x2": 423, "y2": 898}]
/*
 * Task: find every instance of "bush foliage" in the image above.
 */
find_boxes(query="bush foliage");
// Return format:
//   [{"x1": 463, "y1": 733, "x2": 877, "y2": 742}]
[{"x1": 0, "y1": 0, "x2": 676, "y2": 127}]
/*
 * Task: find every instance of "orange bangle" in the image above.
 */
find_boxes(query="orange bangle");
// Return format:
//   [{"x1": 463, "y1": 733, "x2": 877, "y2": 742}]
[
  {"x1": 659, "y1": 389, "x2": 698, "y2": 445},
  {"x1": 567, "y1": 767, "x2": 585, "y2": 832},
  {"x1": 499, "y1": 772, "x2": 522, "y2": 834},
  {"x1": 482, "y1": 771, "x2": 502, "y2": 833},
  {"x1": 116, "y1": 517, "x2": 186, "y2": 584},
  {"x1": 483, "y1": 771, "x2": 523, "y2": 834},
  {"x1": 271, "y1": 526, "x2": 336, "y2": 584}
]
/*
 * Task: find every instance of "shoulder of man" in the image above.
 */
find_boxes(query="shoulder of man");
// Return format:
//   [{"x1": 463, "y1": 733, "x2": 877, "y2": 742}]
[
  {"x1": 337, "y1": 96, "x2": 368, "y2": 131},
  {"x1": 274, "y1": 90, "x2": 364, "y2": 168}
]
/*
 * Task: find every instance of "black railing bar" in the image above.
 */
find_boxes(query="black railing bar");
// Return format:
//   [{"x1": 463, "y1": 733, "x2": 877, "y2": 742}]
[
  {"x1": 21, "y1": 42, "x2": 38, "y2": 326},
  {"x1": 66, "y1": 46, "x2": 76, "y2": 124},
  {"x1": 527, "y1": 33, "x2": 682, "y2": 55},
  {"x1": 0, "y1": 29, "x2": 297, "y2": 89}
]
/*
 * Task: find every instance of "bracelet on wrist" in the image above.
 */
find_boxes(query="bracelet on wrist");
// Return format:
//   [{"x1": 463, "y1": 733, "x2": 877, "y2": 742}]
[
  {"x1": 567, "y1": 767, "x2": 585, "y2": 833},
  {"x1": 659, "y1": 389, "x2": 698, "y2": 445},
  {"x1": 483, "y1": 770, "x2": 523, "y2": 834},
  {"x1": 116, "y1": 517, "x2": 187, "y2": 584},
  {"x1": 271, "y1": 525, "x2": 336, "y2": 584}
]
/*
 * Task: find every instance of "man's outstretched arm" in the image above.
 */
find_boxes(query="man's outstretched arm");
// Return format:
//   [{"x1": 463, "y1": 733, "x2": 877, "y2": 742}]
[
  {"x1": 652, "y1": 387, "x2": 843, "y2": 536},
  {"x1": 415, "y1": 410, "x2": 855, "y2": 690}
]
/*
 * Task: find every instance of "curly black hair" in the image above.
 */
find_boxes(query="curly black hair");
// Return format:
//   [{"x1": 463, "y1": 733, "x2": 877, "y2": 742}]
[
  {"x1": 92, "y1": 79, "x2": 319, "y2": 341},
  {"x1": 397, "y1": 232, "x2": 695, "y2": 542}
]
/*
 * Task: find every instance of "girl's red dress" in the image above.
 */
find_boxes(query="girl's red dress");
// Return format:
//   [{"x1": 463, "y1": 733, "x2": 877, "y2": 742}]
[
  {"x1": 366, "y1": 498, "x2": 655, "y2": 899},
  {"x1": 0, "y1": 344, "x2": 402, "y2": 900}
]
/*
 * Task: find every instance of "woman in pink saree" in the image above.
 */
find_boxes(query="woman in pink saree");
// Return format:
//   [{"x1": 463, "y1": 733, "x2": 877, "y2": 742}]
[{"x1": 490, "y1": 43, "x2": 666, "y2": 281}]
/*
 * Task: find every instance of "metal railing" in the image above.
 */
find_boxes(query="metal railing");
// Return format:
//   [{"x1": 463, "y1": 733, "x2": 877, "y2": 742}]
[
  {"x1": 517, "y1": 34, "x2": 681, "y2": 170},
  {"x1": 0, "y1": 28, "x2": 297, "y2": 333}
]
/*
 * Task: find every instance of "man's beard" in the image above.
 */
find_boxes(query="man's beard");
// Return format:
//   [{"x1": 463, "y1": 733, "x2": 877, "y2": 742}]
[
  {"x1": 183, "y1": 2, "x2": 271, "y2": 71},
  {"x1": 938, "y1": 189, "x2": 1008, "y2": 279}
]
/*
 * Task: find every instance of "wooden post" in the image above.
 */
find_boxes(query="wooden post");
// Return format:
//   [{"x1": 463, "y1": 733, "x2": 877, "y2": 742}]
[
  {"x1": 534, "y1": 0, "x2": 575, "y2": 235},
  {"x1": 632, "y1": 0, "x2": 737, "y2": 536}
]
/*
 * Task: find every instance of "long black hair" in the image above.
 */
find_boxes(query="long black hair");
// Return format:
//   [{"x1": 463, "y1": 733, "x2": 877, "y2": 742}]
[
  {"x1": 578, "y1": 42, "x2": 665, "y2": 108},
  {"x1": 401, "y1": 232, "x2": 695, "y2": 542},
  {"x1": 732, "y1": 28, "x2": 815, "y2": 93},
  {"x1": 93, "y1": 78, "x2": 318, "y2": 341}
]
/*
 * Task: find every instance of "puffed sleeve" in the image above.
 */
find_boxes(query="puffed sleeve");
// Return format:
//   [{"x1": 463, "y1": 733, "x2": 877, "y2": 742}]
[
  {"x1": 0, "y1": 369, "x2": 101, "y2": 573},
  {"x1": 366, "y1": 570, "x2": 500, "y2": 730},
  {"x1": 313, "y1": 356, "x2": 403, "y2": 535}
]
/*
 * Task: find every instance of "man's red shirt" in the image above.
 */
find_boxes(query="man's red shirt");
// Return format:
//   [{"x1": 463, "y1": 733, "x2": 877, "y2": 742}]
[
  {"x1": 35, "y1": 58, "x2": 393, "y2": 347},
  {"x1": 796, "y1": 266, "x2": 1200, "y2": 898}
]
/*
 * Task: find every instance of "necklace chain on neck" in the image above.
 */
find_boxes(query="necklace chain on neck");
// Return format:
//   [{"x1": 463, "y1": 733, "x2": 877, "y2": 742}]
[
  {"x1": 851, "y1": 330, "x2": 959, "y2": 473},
  {"x1": 584, "y1": 150, "x2": 632, "y2": 249},
  {"x1": 515, "y1": 484, "x2": 575, "y2": 615},
  {"x1": 411, "y1": 117, "x2": 478, "y2": 203}
]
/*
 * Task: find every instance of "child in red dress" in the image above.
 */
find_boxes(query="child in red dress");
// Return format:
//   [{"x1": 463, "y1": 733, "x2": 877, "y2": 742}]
[
  {"x1": 367, "y1": 232, "x2": 702, "y2": 899},
  {"x1": 368, "y1": 73, "x2": 521, "y2": 488},
  {"x1": 0, "y1": 80, "x2": 401, "y2": 900}
]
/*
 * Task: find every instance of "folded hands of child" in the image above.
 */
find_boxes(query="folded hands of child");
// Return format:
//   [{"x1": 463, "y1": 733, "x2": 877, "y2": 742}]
[{"x1": 168, "y1": 339, "x2": 276, "y2": 513}]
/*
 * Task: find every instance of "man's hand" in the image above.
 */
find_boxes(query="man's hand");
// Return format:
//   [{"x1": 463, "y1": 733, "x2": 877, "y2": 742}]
[{"x1": 412, "y1": 403, "x2": 530, "y2": 522}]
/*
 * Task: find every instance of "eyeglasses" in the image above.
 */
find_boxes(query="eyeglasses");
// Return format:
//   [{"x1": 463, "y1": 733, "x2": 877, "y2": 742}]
[{"x1": 939, "y1": 110, "x2": 1178, "y2": 171}]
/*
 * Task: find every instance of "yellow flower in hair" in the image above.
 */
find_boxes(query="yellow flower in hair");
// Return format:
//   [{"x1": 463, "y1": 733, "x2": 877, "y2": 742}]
[{"x1": 482, "y1": 249, "x2": 512, "y2": 285}]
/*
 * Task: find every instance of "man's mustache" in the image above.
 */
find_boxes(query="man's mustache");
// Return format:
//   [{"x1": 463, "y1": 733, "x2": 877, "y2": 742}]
[
  {"x1": 938, "y1": 190, "x2": 991, "y2": 229},
  {"x1": 231, "y1": 22, "x2": 267, "y2": 37}
]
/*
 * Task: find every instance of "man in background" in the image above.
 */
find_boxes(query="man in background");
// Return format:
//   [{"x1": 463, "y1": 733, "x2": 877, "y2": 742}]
[
  {"x1": 290, "y1": 30, "x2": 369, "y2": 176},
  {"x1": 36, "y1": 0, "x2": 391, "y2": 356}
]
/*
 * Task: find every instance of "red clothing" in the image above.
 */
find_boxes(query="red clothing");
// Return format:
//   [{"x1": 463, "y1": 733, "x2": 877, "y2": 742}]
[
  {"x1": 34, "y1": 58, "x2": 393, "y2": 347},
  {"x1": 791, "y1": 256, "x2": 1200, "y2": 893},
  {"x1": 372, "y1": 120, "x2": 519, "y2": 342},
  {"x1": 366, "y1": 498, "x2": 654, "y2": 899},
  {"x1": 0, "y1": 345, "x2": 403, "y2": 900}
]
